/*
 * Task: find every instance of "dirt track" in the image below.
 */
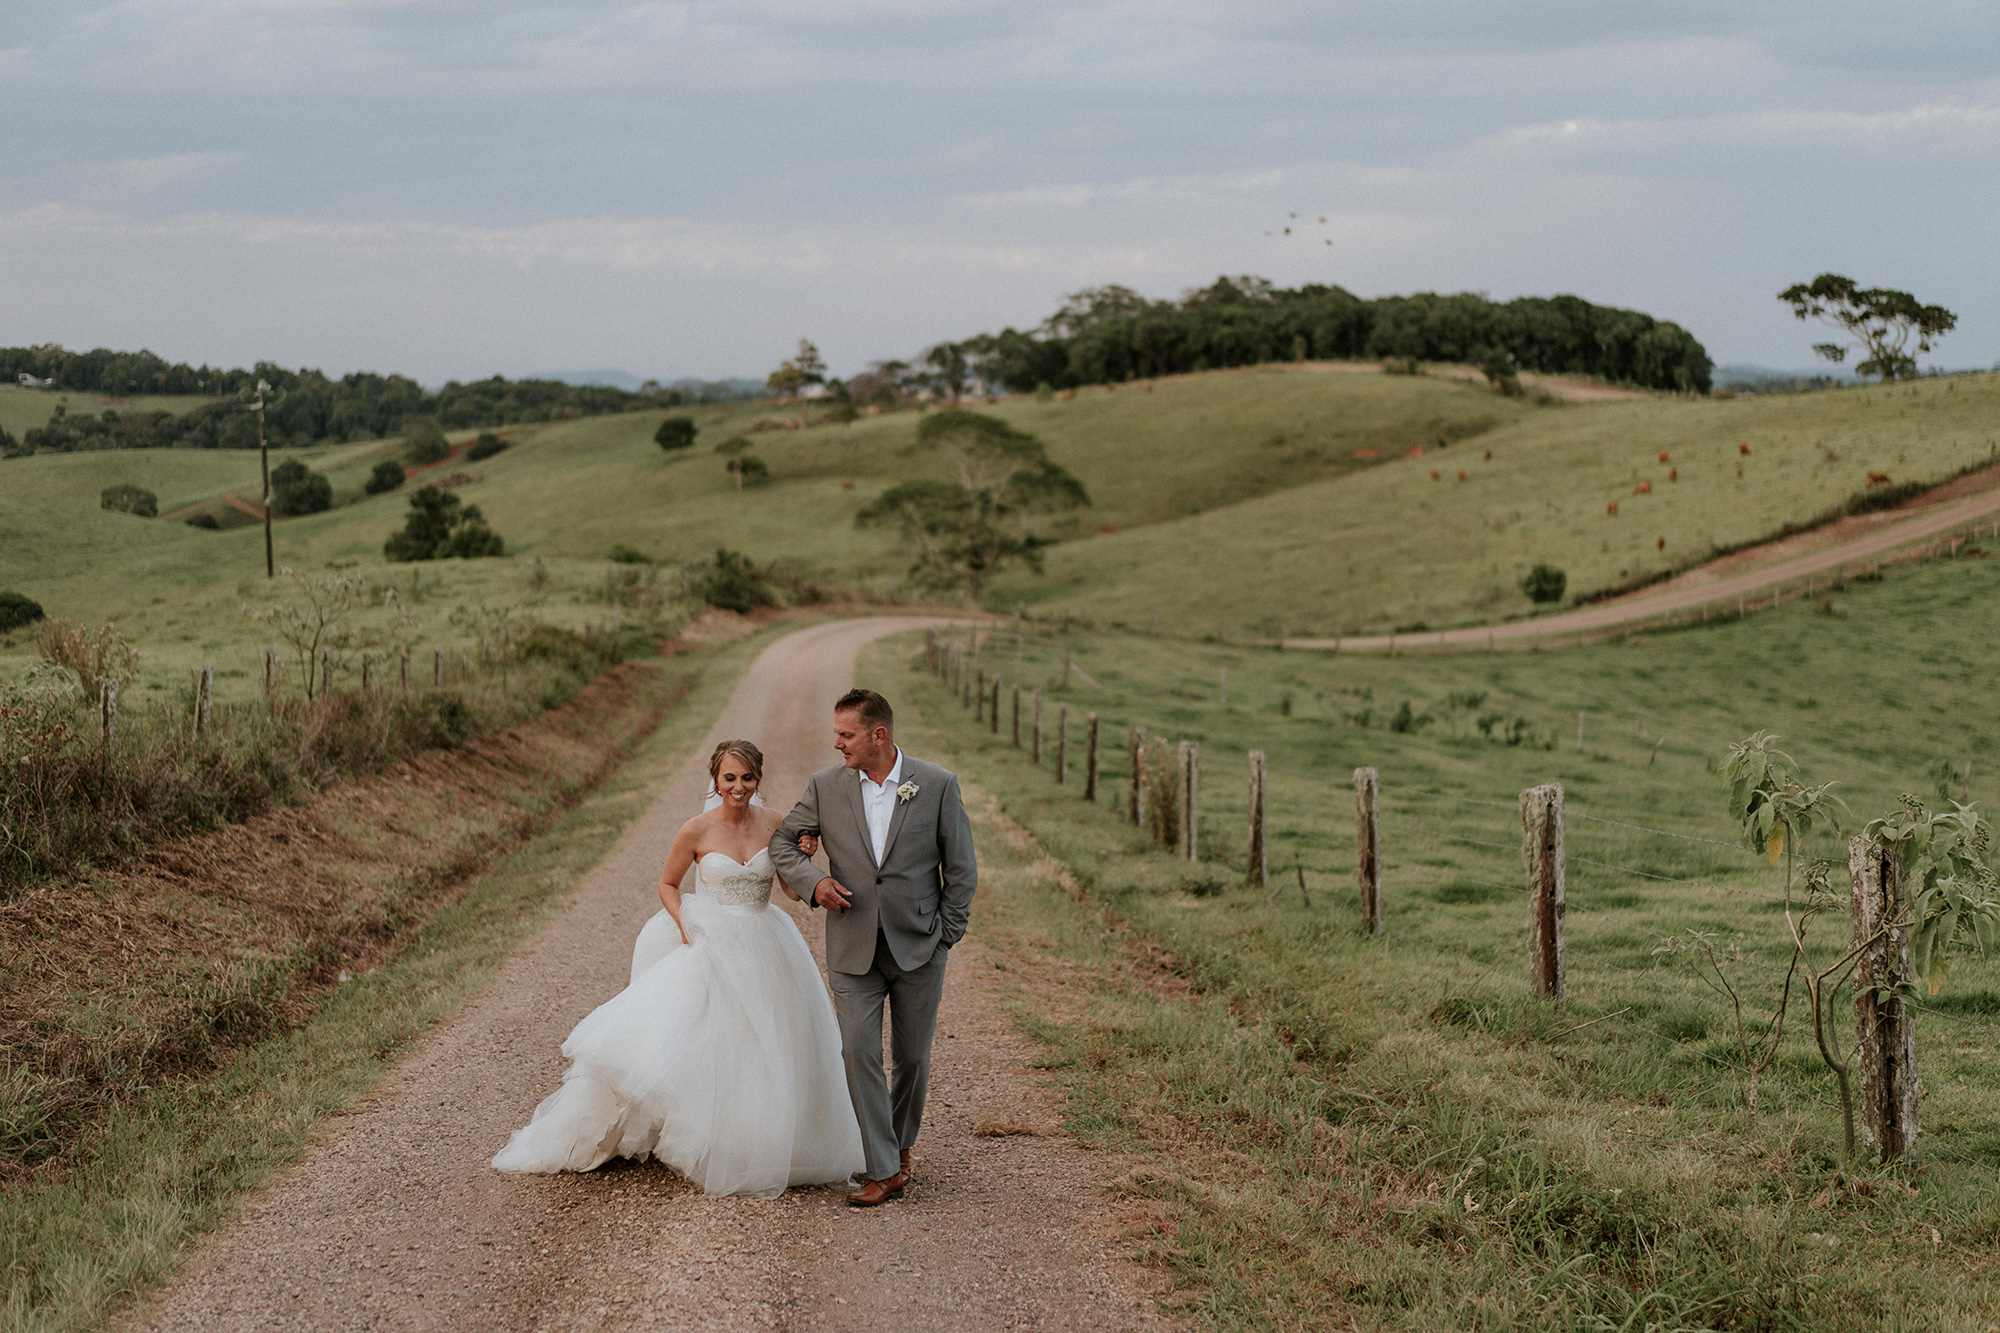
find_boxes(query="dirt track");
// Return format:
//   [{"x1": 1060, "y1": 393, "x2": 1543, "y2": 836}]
[
  {"x1": 135, "y1": 616, "x2": 1166, "y2": 1332},
  {"x1": 1289, "y1": 471, "x2": 2000, "y2": 652}
]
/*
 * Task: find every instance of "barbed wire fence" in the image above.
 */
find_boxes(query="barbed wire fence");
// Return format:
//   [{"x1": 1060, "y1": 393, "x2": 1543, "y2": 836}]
[{"x1": 922, "y1": 622, "x2": 1987, "y2": 1169}]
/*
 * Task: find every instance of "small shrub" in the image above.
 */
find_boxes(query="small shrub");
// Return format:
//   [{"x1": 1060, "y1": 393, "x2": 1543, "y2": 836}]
[
  {"x1": 607, "y1": 543, "x2": 652, "y2": 565},
  {"x1": 700, "y1": 549, "x2": 772, "y2": 613},
  {"x1": 269, "y1": 459, "x2": 332, "y2": 515},
  {"x1": 1479, "y1": 349, "x2": 1523, "y2": 396},
  {"x1": 99, "y1": 484, "x2": 158, "y2": 518},
  {"x1": 654, "y1": 416, "x2": 697, "y2": 451},
  {"x1": 402, "y1": 417, "x2": 451, "y2": 464},
  {"x1": 1521, "y1": 563, "x2": 1567, "y2": 603},
  {"x1": 35, "y1": 618, "x2": 139, "y2": 700},
  {"x1": 365, "y1": 459, "x2": 406, "y2": 494},
  {"x1": 1389, "y1": 700, "x2": 1431, "y2": 733},
  {"x1": 384, "y1": 486, "x2": 505, "y2": 561},
  {"x1": 465, "y1": 432, "x2": 508, "y2": 461},
  {"x1": 186, "y1": 512, "x2": 221, "y2": 529},
  {"x1": 712, "y1": 435, "x2": 751, "y2": 455},
  {"x1": 1034, "y1": 382, "x2": 1056, "y2": 403},
  {"x1": 0, "y1": 592, "x2": 45, "y2": 632}
]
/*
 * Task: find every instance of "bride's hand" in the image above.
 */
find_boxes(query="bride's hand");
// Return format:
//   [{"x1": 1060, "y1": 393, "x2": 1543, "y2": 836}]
[{"x1": 797, "y1": 832, "x2": 821, "y2": 857}]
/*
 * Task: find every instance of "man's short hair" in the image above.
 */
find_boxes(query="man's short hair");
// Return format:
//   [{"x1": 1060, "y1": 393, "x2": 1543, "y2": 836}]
[{"x1": 834, "y1": 688, "x2": 893, "y2": 736}]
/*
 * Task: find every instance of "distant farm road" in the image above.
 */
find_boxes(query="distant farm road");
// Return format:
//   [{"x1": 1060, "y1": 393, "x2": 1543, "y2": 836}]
[{"x1": 1290, "y1": 465, "x2": 2000, "y2": 652}]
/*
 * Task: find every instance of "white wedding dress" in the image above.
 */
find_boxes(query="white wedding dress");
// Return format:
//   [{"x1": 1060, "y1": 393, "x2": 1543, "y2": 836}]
[{"x1": 492, "y1": 849, "x2": 865, "y2": 1197}]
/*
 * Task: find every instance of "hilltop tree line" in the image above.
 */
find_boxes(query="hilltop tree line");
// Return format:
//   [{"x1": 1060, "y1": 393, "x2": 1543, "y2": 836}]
[
  {"x1": 877, "y1": 277, "x2": 1713, "y2": 397},
  {"x1": 0, "y1": 349, "x2": 773, "y2": 459}
]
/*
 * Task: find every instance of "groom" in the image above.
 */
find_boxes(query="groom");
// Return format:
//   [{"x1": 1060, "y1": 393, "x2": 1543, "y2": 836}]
[{"x1": 770, "y1": 687, "x2": 977, "y2": 1207}]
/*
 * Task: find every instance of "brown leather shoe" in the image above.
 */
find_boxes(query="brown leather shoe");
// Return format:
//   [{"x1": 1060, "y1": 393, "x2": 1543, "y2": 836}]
[
  {"x1": 846, "y1": 1172, "x2": 907, "y2": 1208},
  {"x1": 899, "y1": 1149, "x2": 913, "y2": 1180}
]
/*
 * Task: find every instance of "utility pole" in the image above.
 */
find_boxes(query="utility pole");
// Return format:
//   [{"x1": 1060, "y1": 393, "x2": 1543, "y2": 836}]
[{"x1": 252, "y1": 378, "x2": 274, "y2": 578}]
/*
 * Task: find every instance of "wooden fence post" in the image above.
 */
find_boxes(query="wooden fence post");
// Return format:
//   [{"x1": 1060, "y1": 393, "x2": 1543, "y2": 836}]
[
  {"x1": 1521, "y1": 783, "x2": 1565, "y2": 997},
  {"x1": 1085, "y1": 712, "x2": 1100, "y2": 801},
  {"x1": 263, "y1": 648, "x2": 278, "y2": 696},
  {"x1": 322, "y1": 648, "x2": 334, "y2": 697},
  {"x1": 433, "y1": 647, "x2": 444, "y2": 687},
  {"x1": 962, "y1": 658, "x2": 973, "y2": 708},
  {"x1": 1355, "y1": 767, "x2": 1381, "y2": 934},
  {"x1": 1056, "y1": 703, "x2": 1069, "y2": 784},
  {"x1": 361, "y1": 655, "x2": 372, "y2": 691},
  {"x1": 990, "y1": 679, "x2": 1001, "y2": 734},
  {"x1": 1129, "y1": 726, "x2": 1147, "y2": 827},
  {"x1": 195, "y1": 664, "x2": 213, "y2": 736},
  {"x1": 1247, "y1": 749, "x2": 1267, "y2": 887},
  {"x1": 100, "y1": 679, "x2": 118, "y2": 750},
  {"x1": 1011, "y1": 684, "x2": 1021, "y2": 748},
  {"x1": 975, "y1": 668, "x2": 986, "y2": 721},
  {"x1": 1850, "y1": 835, "x2": 1918, "y2": 1160},
  {"x1": 926, "y1": 628, "x2": 937, "y2": 672},
  {"x1": 1178, "y1": 741, "x2": 1199, "y2": 861},
  {"x1": 1032, "y1": 689, "x2": 1044, "y2": 763},
  {"x1": 399, "y1": 647, "x2": 410, "y2": 693},
  {"x1": 460, "y1": 645, "x2": 470, "y2": 682}
]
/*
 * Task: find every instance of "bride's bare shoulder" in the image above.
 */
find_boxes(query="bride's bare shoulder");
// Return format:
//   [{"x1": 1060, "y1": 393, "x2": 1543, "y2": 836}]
[{"x1": 676, "y1": 810, "x2": 717, "y2": 842}]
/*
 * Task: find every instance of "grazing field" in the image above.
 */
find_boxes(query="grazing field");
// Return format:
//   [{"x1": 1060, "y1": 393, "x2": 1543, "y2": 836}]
[
  {"x1": 881, "y1": 551, "x2": 2000, "y2": 1328},
  {"x1": 7, "y1": 367, "x2": 2000, "y2": 707}
]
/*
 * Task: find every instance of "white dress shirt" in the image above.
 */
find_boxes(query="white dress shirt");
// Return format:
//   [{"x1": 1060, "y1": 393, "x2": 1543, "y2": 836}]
[{"x1": 857, "y1": 748, "x2": 904, "y2": 865}]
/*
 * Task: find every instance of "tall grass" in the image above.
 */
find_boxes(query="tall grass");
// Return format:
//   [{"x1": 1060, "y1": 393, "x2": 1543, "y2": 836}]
[{"x1": 0, "y1": 621, "x2": 659, "y2": 890}]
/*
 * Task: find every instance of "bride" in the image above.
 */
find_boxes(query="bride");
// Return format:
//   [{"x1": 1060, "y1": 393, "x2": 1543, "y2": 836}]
[{"x1": 492, "y1": 740, "x2": 865, "y2": 1197}]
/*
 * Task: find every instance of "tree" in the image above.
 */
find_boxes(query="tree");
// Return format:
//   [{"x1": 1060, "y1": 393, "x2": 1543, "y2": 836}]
[
  {"x1": 99, "y1": 484, "x2": 158, "y2": 517},
  {"x1": 402, "y1": 416, "x2": 451, "y2": 464},
  {"x1": 1520, "y1": 564, "x2": 1566, "y2": 603},
  {"x1": 366, "y1": 459, "x2": 407, "y2": 494},
  {"x1": 383, "y1": 486, "x2": 505, "y2": 561},
  {"x1": 765, "y1": 338, "x2": 827, "y2": 400},
  {"x1": 1778, "y1": 274, "x2": 1956, "y2": 382},
  {"x1": 921, "y1": 342, "x2": 971, "y2": 404},
  {"x1": 654, "y1": 416, "x2": 697, "y2": 451},
  {"x1": 270, "y1": 458, "x2": 332, "y2": 515},
  {"x1": 725, "y1": 454, "x2": 769, "y2": 490},
  {"x1": 855, "y1": 409, "x2": 1089, "y2": 601}
]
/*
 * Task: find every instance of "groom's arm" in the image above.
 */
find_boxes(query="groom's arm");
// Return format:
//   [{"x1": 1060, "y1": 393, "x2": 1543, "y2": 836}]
[
  {"x1": 935, "y1": 775, "x2": 978, "y2": 947},
  {"x1": 770, "y1": 776, "x2": 830, "y2": 906}
]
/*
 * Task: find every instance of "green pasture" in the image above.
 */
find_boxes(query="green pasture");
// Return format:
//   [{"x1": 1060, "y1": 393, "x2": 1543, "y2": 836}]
[
  {"x1": 885, "y1": 554, "x2": 2000, "y2": 1326},
  {"x1": 1009, "y1": 369, "x2": 2000, "y2": 636},
  {"x1": 0, "y1": 387, "x2": 220, "y2": 441},
  {"x1": 7, "y1": 367, "x2": 2000, "y2": 714}
]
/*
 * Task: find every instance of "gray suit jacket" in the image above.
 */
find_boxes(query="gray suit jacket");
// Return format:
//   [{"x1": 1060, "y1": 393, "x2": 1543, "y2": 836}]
[{"x1": 770, "y1": 755, "x2": 977, "y2": 975}]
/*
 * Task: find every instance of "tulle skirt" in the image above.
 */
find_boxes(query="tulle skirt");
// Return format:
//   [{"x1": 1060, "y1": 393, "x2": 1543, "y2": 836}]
[{"x1": 492, "y1": 896, "x2": 865, "y2": 1198}]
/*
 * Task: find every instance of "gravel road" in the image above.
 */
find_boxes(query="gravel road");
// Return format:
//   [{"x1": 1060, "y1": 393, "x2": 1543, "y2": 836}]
[{"x1": 136, "y1": 616, "x2": 1168, "y2": 1332}]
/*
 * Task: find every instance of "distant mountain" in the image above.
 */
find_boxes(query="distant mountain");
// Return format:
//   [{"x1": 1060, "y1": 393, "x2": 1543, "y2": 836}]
[
  {"x1": 531, "y1": 369, "x2": 650, "y2": 391},
  {"x1": 1714, "y1": 363, "x2": 1857, "y2": 387},
  {"x1": 529, "y1": 370, "x2": 771, "y2": 400}
]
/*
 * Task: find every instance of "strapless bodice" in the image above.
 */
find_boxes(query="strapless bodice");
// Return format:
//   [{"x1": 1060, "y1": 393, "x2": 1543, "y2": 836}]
[{"x1": 698, "y1": 850, "x2": 775, "y2": 907}]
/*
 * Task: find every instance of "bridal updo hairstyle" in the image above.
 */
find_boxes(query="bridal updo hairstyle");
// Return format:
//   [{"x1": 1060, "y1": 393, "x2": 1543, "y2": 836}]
[{"x1": 708, "y1": 740, "x2": 764, "y2": 791}]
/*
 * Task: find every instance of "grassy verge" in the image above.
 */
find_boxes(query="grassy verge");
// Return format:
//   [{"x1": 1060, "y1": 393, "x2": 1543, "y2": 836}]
[
  {"x1": 873, "y1": 562, "x2": 2000, "y2": 1329},
  {"x1": 0, "y1": 619, "x2": 787, "y2": 1333}
]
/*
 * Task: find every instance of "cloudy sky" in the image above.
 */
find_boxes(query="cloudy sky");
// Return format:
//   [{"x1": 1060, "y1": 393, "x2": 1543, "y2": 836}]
[{"x1": 2, "y1": 2, "x2": 1993, "y2": 382}]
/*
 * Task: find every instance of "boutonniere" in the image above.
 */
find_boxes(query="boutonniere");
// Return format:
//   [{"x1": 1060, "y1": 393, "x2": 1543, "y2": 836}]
[{"x1": 896, "y1": 780, "x2": 920, "y2": 804}]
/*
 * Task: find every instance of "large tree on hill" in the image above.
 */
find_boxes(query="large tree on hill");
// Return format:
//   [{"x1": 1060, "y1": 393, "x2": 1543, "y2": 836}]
[
  {"x1": 1778, "y1": 274, "x2": 1956, "y2": 382},
  {"x1": 856, "y1": 409, "x2": 1088, "y2": 601}
]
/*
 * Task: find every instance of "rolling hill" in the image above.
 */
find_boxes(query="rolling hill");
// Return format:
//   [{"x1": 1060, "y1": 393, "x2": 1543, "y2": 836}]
[{"x1": 4, "y1": 363, "x2": 1998, "y2": 699}]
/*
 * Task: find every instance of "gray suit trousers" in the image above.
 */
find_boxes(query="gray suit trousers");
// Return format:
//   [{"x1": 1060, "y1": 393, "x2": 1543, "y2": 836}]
[{"x1": 830, "y1": 930, "x2": 948, "y2": 1182}]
